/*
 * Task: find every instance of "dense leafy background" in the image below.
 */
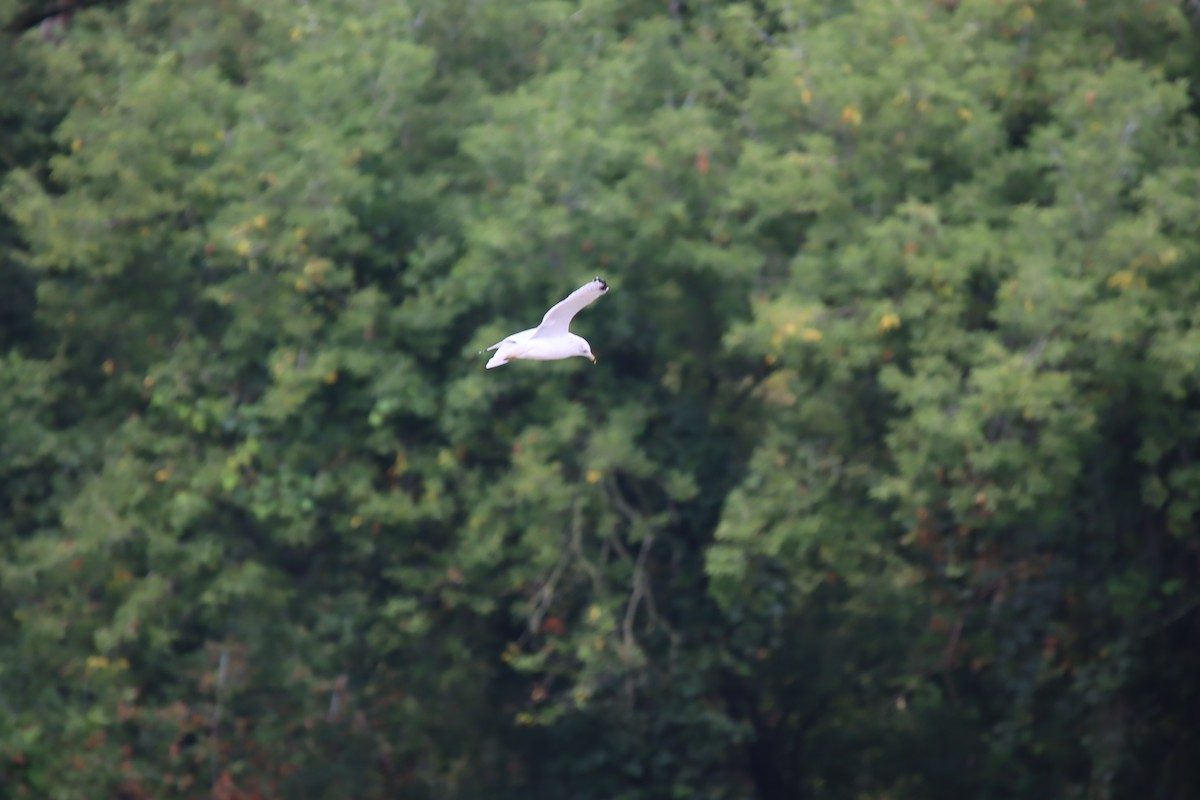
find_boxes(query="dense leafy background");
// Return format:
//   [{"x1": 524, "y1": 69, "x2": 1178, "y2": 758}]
[{"x1": 4, "y1": 0, "x2": 1200, "y2": 798}]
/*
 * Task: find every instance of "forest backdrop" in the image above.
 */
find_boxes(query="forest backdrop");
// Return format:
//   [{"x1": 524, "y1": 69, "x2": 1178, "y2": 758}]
[{"x1": 4, "y1": 0, "x2": 1200, "y2": 798}]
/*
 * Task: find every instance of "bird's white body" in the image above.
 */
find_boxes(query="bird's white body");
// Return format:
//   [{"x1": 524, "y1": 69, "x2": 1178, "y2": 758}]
[{"x1": 484, "y1": 278, "x2": 609, "y2": 369}]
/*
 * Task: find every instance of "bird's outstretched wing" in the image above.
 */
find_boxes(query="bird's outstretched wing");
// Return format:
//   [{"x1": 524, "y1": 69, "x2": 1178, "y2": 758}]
[
  {"x1": 532, "y1": 277, "x2": 608, "y2": 339},
  {"x1": 485, "y1": 327, "x2": 536, "y2": 353}
]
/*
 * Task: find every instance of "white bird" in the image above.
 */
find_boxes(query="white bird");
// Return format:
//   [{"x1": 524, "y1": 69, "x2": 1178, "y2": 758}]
[{"x1": 484, "y1": 277, "x2": 609, "y2": 369}]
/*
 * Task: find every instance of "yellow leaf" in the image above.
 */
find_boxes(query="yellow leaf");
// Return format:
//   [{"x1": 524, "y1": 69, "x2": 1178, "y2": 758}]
[
  {"x1": 802, "y1": 328, "x2": 823, "y2": 342},
  {"x1": 586, "y1": 469, "x2": 601, "y2": 484},
  {"x1": 154, "y1": 468, "x2": 171, "y2": 482},
  {"x1": 1107, "y1": 271, "x2": 1134, "y2": 290},
  {"x1": 304, "y1": 257, "x2": 331, "y2": 280},
  {"x1": 877, "y1": 313, "x2": 901, "y2": 333}
]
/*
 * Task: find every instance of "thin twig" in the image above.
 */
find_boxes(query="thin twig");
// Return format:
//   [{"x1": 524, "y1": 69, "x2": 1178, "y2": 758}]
[
  {"x1": 529, "y1": 545, "x2": 572, "y2": 634},
  {"x1": 622, "y1": 532, "x2": 655, "y2": 652}
]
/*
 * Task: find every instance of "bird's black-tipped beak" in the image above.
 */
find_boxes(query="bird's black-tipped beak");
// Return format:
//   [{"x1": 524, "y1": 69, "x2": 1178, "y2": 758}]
[{"x1": 590, "y1": 355, "x2": 598, "y2": 364}]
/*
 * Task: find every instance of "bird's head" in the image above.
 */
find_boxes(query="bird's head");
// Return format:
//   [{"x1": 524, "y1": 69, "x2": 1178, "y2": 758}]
[{"x1": 578, "y1": 340, "x2": 597, "y2": 364}]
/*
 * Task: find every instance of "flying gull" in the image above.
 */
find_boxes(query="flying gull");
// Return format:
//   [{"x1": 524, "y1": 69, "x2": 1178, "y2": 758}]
[{"x1": 484, "y1": 277, "x2": 609, "y2": 368}]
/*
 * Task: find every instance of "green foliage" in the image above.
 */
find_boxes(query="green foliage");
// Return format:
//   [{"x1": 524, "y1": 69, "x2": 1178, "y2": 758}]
[{"x1": 3, "y1": 0, "x2": 1200, "y2": 798}]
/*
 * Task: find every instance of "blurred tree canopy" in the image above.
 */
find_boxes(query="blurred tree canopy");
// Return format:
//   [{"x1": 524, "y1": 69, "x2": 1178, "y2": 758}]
[{"x1": 3, "y1": 0, "x2": 1200, "y2": 798}]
